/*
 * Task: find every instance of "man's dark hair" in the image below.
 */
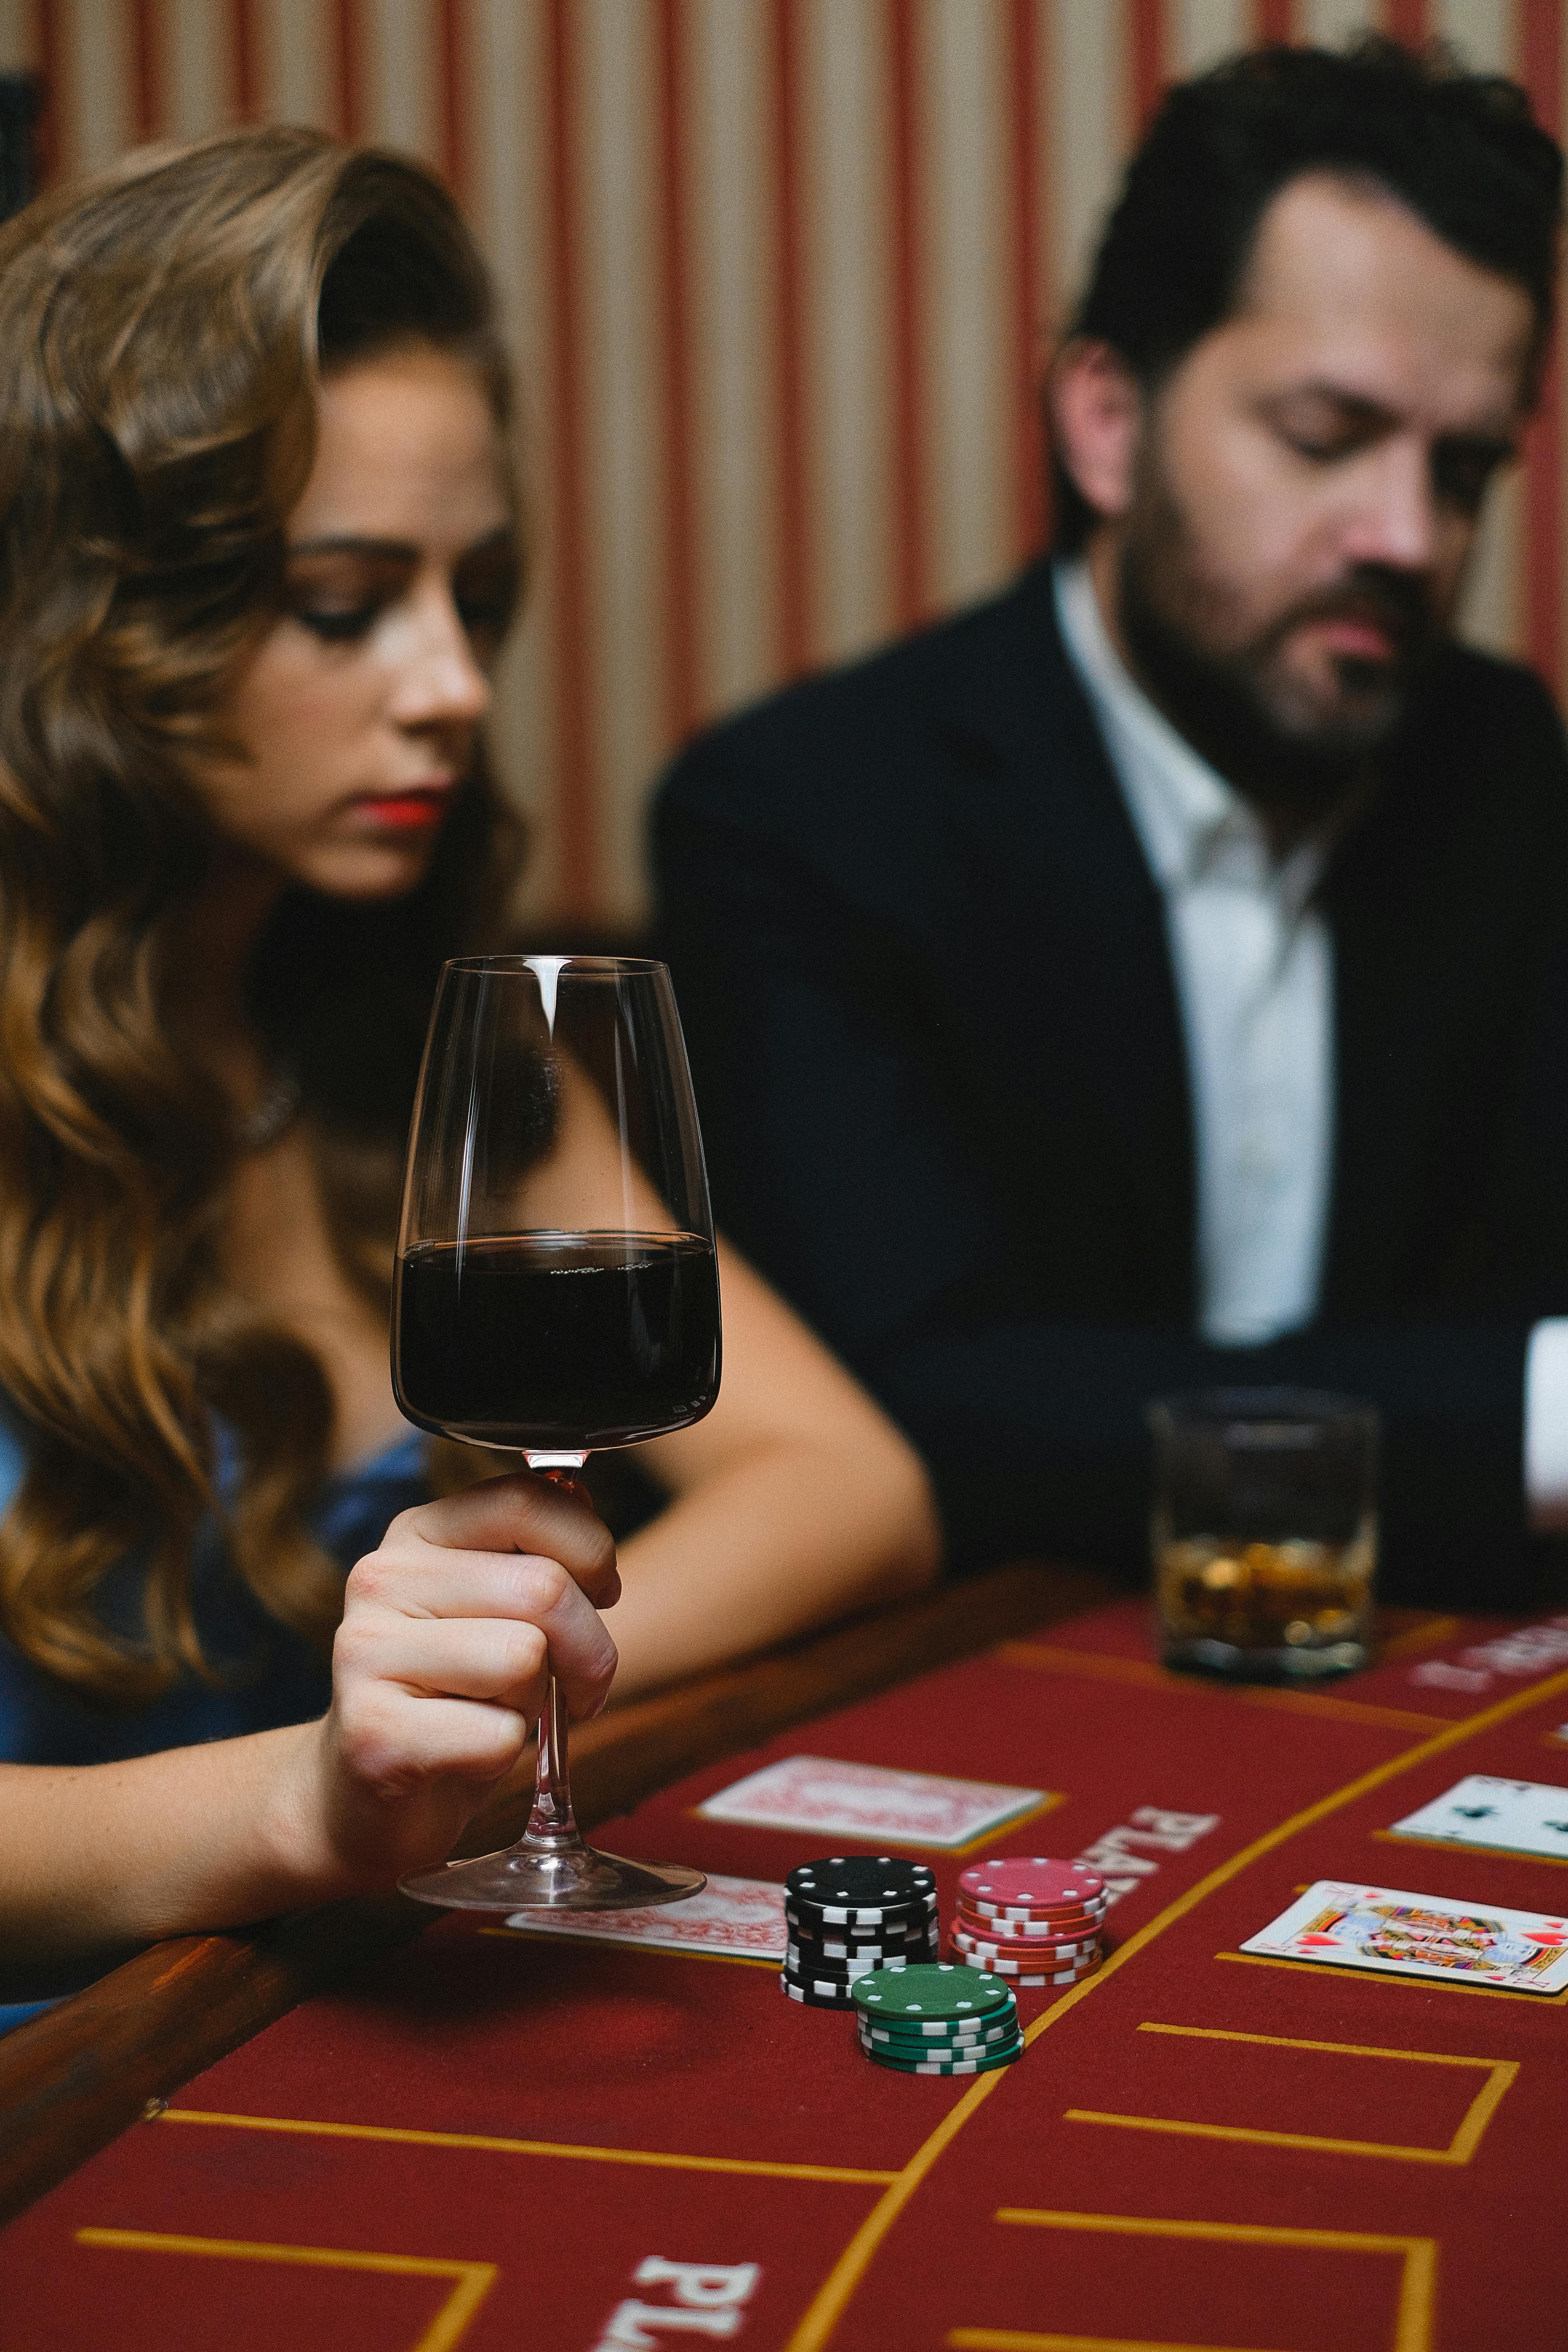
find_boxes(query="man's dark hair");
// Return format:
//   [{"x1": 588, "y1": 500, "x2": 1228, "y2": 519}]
[{"x1": 1054, "y1": 38, "x2": 1563, "y2": 552}]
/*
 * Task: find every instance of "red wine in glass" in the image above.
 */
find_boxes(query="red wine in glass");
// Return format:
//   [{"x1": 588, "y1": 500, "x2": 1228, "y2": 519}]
[{"x1": 391, "y1": 956, "x2": 720, "y2": 1912}]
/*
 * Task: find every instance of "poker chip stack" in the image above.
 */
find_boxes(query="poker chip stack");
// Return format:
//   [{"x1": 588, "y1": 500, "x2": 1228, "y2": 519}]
[
  {"x1": 949, "y1": 1857, "x2": 1108, "y2": 1988},
  {"x1": 852, "y1": 1963, "x2": 1022, "y2": 2074},
  {"x1": 781, "y1": 1856, "x2": 940, "y2": 2006}
]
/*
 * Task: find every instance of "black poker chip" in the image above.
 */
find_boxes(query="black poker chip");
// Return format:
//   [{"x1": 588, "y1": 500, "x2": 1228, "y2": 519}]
[
  {"x1": 786, "y1": 1912, "x2": 937, "y2": 1959},
  {"x1": 786, "y1": 1857, "x2": 939, "y2": 1926},
  {"x1": 780, "y1": 1971, "x2": 864, "y2": 2007},
  {"x1": 785, "y1": 1945, "x2": 911, "y2": 1983}
]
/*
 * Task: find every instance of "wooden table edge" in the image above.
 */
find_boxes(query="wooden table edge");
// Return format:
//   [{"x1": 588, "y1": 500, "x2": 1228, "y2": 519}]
[{"x1": 0, "y1": 1559, "x2": 1110, "y2": 2225}]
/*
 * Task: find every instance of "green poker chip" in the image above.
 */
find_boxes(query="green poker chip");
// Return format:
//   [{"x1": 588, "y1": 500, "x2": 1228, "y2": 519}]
[
  {"x1": 860, "y1": 2026, "x2": 1023, "y2": 2065},
  {"x1": 864, "y1": 2037, "x2": 1024, "y2": 2077},
  {"x1": 851, "y1": 1963, "x2": 1012, "y2": 2021},
  {"x1": 859, "y1": 2014, "x2": 1017, "y2": 2052}
]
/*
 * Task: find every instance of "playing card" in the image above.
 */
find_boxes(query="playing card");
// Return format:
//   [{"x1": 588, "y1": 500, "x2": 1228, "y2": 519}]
[
  {"x1": 1389, "y1": 1774, "x2": 1568, "y2": 1862},
  {"x1": 501, "y1": 1874, "x2": 786, "y2": 1958},
  {"x1": 1241, "y1": 1879, "x2": 1568, "y2": 1992},
  {"x1": 695, "y1": 1754, "x2": 1048, "y2": 1848}
]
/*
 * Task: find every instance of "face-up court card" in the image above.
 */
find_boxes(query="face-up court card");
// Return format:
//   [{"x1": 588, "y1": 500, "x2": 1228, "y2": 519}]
[
  {"x1": 1241, "y1": 1879, "x2": 1568, "y2": 1993},
  {"x1": 503, "y1": 1873, "x2": 786, "y2": 1959},
  {"x1": 1388, "y1": 1774, "x2": 1568, "y2": 1862},
  {"x1": 695, "y1": 1755, "x2": 1049, "y2": 1849}
]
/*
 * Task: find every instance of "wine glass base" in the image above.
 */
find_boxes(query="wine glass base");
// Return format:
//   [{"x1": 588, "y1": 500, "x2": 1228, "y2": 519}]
[{"x1": 399, "y1": 1842, "x2": 707, "y2": 1913}]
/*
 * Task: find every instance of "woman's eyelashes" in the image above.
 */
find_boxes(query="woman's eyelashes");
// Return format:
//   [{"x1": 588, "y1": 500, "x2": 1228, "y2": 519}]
[
  {"x1": 295, "y1": 602, "x2": 380, "y2": 642},
  {"x1": 285, "y1": 543, "x2": 518, "y2": 650}
]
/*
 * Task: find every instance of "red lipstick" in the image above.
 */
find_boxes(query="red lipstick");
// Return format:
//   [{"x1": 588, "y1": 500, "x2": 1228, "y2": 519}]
[{"x1": 354, "y1": 789, "x2": 452, "y2": 831}]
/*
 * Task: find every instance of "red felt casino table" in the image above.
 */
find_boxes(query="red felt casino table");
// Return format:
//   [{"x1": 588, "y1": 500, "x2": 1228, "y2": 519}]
[{"x1": 3, "y1": 1581, "x2": 1566, "y2": 2352}]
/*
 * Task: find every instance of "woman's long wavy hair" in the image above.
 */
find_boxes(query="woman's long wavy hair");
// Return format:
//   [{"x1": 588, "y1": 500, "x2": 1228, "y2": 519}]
[{"x1": 0, "y1": 127, "x2": 525, "y2": 1703}]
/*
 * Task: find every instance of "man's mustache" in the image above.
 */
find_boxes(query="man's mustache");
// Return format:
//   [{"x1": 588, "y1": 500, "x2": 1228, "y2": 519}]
[{"x1": 1264, "y1": 571, "x2": 1435, "y2": 663}]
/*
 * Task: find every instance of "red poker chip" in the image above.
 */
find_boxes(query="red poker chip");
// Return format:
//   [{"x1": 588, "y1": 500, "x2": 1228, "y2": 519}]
[
  {"x1": 954, "y1": 1896, "x2": 1106, "y2": 1933},
  {"x1": 963, "y1": 1887, "x2": 1110, "y2": 1922},
  {"x1": 960, "y1": 1859, "x2": 1105, "y2": 1913},
  {"x1": 951, "y1": 1925, "x2": 1101, "y2": 1965},
  {"x1": 951, "y1": 1936, "x2": 1101, "y2": 1968},
  {"x1": 954, "y1": 1905, "x2": 1105, "y2": 1944},
  {"x1": 954, "y1": 1949, "x2": 1101, "y2": 1985},
  {"x1": 951, "y1": 1904, "x2": 1101, "y2": 1939},
  {"x1": 963, "y1": 1886, "x2": 1109, "y2": 1916}
]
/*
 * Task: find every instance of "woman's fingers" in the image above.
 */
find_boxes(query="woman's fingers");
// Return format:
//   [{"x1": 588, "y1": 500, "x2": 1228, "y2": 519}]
[
  {"x1": 389, "y1": 1472, "x2": 621, "y2": 1608},
  {"x1": 341, "y1": 1528, "x2": 619, "y2": 1726},
  {"x1": 330, "y1": 1683, "x2": 536, "y2": 1798},
  {"x1": 322, "y1": 1472, "x2": 620, "y2": 1859},
  {"x1": 339, "y1": 1607, "x2": 550, "y2": 1707}
]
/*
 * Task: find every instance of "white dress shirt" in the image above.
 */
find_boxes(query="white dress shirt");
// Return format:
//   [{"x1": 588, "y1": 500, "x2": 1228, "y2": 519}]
[{"x1": 1053, "y1": 558, "x2": 1568, "y2": 1516}]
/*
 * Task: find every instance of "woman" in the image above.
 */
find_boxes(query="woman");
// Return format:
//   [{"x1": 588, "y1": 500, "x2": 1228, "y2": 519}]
[{"x1": 0, "y1": 128, "x2": 938, "y2": 1996}]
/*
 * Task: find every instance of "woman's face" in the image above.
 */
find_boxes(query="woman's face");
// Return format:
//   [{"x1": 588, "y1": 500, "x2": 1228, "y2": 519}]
[{"x1": 201, "y1": 343, "x2": 516, "y2": 900}]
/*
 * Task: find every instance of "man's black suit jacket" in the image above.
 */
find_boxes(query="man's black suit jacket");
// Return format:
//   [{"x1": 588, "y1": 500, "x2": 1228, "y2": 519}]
[{"x1": 652, "y1": 560, "x2": 1568, "y2": 1605}]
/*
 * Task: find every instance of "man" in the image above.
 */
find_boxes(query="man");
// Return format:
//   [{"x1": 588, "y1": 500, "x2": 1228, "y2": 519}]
[{"x1": 652, "y1": 41, "x2": 1568, "y2": 1605}]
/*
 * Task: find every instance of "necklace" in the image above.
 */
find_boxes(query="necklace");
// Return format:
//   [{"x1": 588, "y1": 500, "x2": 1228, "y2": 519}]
[{"x1": 235, "y1": 1067, "x2": 302, "y2": 1152}]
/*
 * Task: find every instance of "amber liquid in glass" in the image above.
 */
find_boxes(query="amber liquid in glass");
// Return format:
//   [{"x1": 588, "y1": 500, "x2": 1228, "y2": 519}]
[{"x1": 1155, "y1": 1531, "x2": 1375, "y2": 1654}]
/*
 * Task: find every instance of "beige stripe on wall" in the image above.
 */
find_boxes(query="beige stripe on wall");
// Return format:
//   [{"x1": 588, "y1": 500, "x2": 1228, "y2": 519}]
[
  {"x1": 258, "y1": 0, "x2": 336, "y2": 132},
  {"x1": 919, "y1": 0, "x2": 1015, "y2": 614},
  {"x1": 0, "y1": 0, "x2": 1560, "y2": 922},
  {"x1": 683, "y1": 0, "x2": 785, "y2": 724}
]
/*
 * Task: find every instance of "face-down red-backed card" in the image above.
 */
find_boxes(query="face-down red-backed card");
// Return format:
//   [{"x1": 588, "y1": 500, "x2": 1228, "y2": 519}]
[
  {"x1": 694, "y1": 1755, "x2": 1048, "y2": 1847},
  {"x1": 1241, "y1": 1880, "x2": 1568, "y2": 1992},
  {"x1": 501, "y1": 1873, "x2": 787, "y2": 1959}
]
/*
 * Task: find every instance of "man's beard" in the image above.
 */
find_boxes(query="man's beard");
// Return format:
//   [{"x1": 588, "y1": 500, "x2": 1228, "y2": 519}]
[{"x1": 1116, "y1": 472, "x2": 1441, "y2": 828}]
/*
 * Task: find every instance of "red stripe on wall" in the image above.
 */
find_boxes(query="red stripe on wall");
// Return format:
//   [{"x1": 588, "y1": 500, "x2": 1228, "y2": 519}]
[
  {"x1": 332, "y1": 0, "x2": 359, "y2": 143},
  {"x1": 655, "y1": 0, "x2": 698, "y2": 746},
  {"x1": 772, "y1": 0, "x2": 810, "y2": 678},
  {"x1": 888, "y1": 0, "x2": 925, "y2": 629},
  {"x1": 1008, "y1": 0, "x2": 1046, "y2": 559},
  {"x1": 129, "y1": 0, "x2": 160, "y2": 140},
  {"x1": 230, "y1": 0, "x2": 259, "y2": 122},
  {"x1": 1252, "y1": 0, "x2": 1295, "y2": 45},
  {"x1": 543, "y1": 0, "x2": 596, "y2": 919},
  {"x1": 437, "y1": 0, "x2": 467, "y2": 204},
  {"x1": 1382, "y1": 0, "x2": 1427, "y2": 51},
  {"x1": 1130, "y1": 0, "x2": 1166, "y2": 134},
  {"x1": 1520, "y1": 0, "x2": 1563, "y2": 698}
]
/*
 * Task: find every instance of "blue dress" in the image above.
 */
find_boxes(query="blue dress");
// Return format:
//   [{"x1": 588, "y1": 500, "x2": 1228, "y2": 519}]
[{"x1": 0, "y1": 1417, "x2": 431, "y2": 2031}]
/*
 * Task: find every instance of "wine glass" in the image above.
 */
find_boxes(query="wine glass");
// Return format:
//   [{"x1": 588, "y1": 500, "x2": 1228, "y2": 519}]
[{"x1": 390, "y1": 955, "x2": 719, "y2": 1911}]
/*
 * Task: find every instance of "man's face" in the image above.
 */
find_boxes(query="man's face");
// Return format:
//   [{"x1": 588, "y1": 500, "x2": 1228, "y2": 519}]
[{"x1": 1102, "y1": 174, "x2": 1536, "y2": 804}]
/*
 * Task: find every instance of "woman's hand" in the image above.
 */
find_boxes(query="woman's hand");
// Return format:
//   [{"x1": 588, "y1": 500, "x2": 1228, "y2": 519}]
[
  {"x1": 299, "y1": 1473, "x2": 620, "y2": 1888},
  {"x1": 0, "y1": 1477, "x2": 621, "y2": 1974}
]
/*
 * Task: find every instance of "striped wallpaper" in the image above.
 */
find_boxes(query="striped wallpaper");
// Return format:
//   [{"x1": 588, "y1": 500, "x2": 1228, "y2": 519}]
[{"x1": 1, "y1": 0, "x2": 1563, "y2": 924}]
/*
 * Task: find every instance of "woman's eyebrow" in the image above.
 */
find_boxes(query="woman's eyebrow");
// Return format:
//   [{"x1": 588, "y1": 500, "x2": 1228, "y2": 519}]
[
  {"x1": 286, "y1": 535, "x2": 420, "y2": 561},
  {"x1": 286, "y1": 526, "x2": 516, "y2": 562}
]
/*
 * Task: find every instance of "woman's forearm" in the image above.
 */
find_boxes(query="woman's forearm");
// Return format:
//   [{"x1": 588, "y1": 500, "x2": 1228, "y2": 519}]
[
  {"x1": 0, "y1": 1724, "x2": 335, "y2": 1983},
  {"x1": 605, "y1": 1426, "x2": 940, "y2": 1702},
  {"x1": 0, "y1": 1476, "x2": 619, "y2": 1981}
]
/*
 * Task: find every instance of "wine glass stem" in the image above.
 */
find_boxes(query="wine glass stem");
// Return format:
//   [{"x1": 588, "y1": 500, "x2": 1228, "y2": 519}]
[
  {"x1": 523, "y1": 1458, "x2": 593, "y2": 1854},
  {"x1": 525, "y1": 1668, "x2": 580, "y2": 1850}
]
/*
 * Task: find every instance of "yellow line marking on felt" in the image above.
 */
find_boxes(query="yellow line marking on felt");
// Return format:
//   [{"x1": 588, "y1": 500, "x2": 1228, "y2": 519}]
[
  {"x1": 1062, "y1": 2022, "x2": 1516, "y2": 2164},
  {"x1": 940, "y1": 1793, "x2": 1062, "y2": 1855},
  {"x1": 948, "y1": 2337, "x2": 1286, "y2": 2352},
  {"x1": 1376, "y1": 1616, "x2": 1462, "y2": 1662},
  {"x1": 994, "y1": 1643, "x2": 1453, "y2": 1733},
  {"x1": 1215, "y1": 1950, "x2": 1568, "y2": 2005},
  {"x1": 783, "y1": 1661, "x2": 1568, "y2": 2352},
  {"x1": 1372, "y1": 1827, "x2": 1568, "y2": 1870},
  {"x1": 75, "y1": 2228, "x2": 496, "y2": 2352},
  {"x1": 480, "y1": 1926, "x2": 781, "y2": 1968},
  {"x1": 987, "y1": 2212, "x2": 1436, "y2": 2352},
  {"x1": 159, "y1": 2107, "x2": 896, "y2": 2187}
]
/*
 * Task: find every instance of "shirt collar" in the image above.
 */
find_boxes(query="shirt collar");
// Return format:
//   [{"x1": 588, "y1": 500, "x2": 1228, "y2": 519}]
[{"x1": 1054, "y1": 556, "x2": 1325, "y2": 913}]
